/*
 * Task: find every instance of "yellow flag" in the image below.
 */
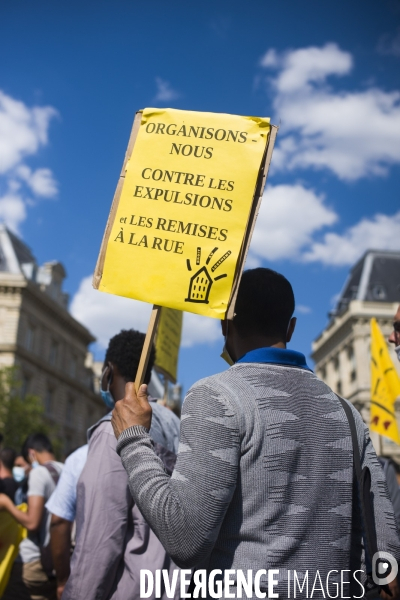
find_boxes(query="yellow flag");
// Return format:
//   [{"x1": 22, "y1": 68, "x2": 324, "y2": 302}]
[
  {"x1": 94, "y1": 108, "x2": 272, "y2": 319},
  {"x1": 155, "y1": 307, "x2": 183, "y2": 383},
  {"x1": 370, "y1": 318, "x2": 400, "y2": 444}
]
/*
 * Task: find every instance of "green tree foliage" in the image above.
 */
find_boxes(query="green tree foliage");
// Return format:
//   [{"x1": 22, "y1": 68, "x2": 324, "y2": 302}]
[{"x1": 0, "y1": 367, "x2": 57, "y2": 453}]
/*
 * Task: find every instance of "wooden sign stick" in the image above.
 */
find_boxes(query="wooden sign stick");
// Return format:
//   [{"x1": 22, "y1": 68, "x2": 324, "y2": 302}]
[{"x1": 135, "y1": 305, "x2": 161, "y2": 391}]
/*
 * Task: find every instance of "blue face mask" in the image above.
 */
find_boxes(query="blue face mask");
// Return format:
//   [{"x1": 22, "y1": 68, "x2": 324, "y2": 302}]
[
  {"x1": 101, "y1": 389, "x2": 115, "y2": 409},
  {"x1": 12, "y1": 466, "x2": 26, "y2": 482},
  {"x1": 100, "y1": 367, "x2": 115, "y2": 409},
  {"x1": 31, "y1": 461, "x2": 39, "y2": 469}
]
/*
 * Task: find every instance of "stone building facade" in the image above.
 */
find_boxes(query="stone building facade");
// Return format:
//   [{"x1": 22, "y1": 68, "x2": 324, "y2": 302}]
[
  {"x1": 0, "y1": 225, "x2": 105, "y2": 453},
  {"x1": 312, "y1": 250, "x2": 400, "y2": 459}
]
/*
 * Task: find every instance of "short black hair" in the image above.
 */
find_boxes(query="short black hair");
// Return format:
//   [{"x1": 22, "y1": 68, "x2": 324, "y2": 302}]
[
  {"x1": 22, "y1": 433, "x2": 53, "y2": 463},
  {"x1": 233, "y1": 268, "x2": 295, "y2": 339},
  {"x1": 105, "y1": 329, "x2": 155, "y2": 385},
  {"x1": 0, "y1": 447, "x2": 16, "y2": 471}
]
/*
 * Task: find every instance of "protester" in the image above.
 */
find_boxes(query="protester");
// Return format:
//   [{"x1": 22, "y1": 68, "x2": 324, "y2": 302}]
[
  {"x1": 389, "y1": 304, "x2": 400, "y2": 362},
  {"x1": 112, "y1": 268, "x2": 400, "y2": 600},
  {"x1": 0, "y1": 433, "x2": 63, "y2": 600},
  {"x1": 46, "y1": 444, "x2": 88, "y2": 599},
  {"x1": 62, "y1": 329, "x2": 180, "y2": 600},
  {"x1": 0, "y1": 447, "x2": 18, "y2": 500},
  {"x1": 13, "y1": 454, "x2": 31, "y2": 505},
  {"x1": 379, "y1": 456, "x2": 400, "y2": 530},
  {"x1": 382, "y1": 304, "x2": 400, "y2": 528}
]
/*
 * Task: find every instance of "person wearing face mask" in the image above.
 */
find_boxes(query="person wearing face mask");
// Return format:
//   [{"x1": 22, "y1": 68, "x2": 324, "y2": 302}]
[
  {"x1": 62, "y1": 328, "x2": 180, "y2": 600},
  {"x1": 13, "y1": 455, "x2": 32, "y2": 505},
  {"x1": 0, "y1": 447, "x2": 19, "y2": 500},
  {"x1": 0, "y1": 433, "x2": 63, "y2": 600}
]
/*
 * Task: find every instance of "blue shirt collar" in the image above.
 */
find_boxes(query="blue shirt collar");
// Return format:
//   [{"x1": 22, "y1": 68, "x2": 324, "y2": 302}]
[{"x1": 236, "y1": 347, "x2": 313, "y2": 372}]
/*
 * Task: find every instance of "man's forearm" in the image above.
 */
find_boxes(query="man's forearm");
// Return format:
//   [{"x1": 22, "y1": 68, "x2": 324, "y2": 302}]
[
  {"x1": 5, "y1": 502, "x2": 40, "y2": 531},
  {"x1": 117, "y1": 382, "x2": 240, "y2": 569},
  {"x1": 118, "y1": 429, "x2": 202, "y2": 567},
  {"x1": 50, "y1": 517, "x2": 72, "y2": 585}
]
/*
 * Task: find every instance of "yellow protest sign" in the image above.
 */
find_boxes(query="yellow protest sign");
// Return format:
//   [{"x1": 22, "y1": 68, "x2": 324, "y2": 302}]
[
  {"x1": 370, "y1": 318, "x2": 400, "y2": 445},
  {"x1": 0, "y1": 504, "x2": 27, "y2": 596},
  {"x1": 94, "y1": 108, "x2": 276, "y2": 319},
  {"x1": 154, "y1": 307, "x2": 183, "y2": 383}
]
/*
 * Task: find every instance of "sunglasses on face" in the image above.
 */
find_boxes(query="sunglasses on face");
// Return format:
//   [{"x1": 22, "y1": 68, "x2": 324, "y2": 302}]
[{"x1": 393, "y1": 321, "x2": 400, "y2": 333}]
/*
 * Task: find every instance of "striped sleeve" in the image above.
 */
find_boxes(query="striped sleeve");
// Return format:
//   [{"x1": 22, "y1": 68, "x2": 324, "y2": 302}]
[{"x1": 117, "y1": 380, "x2": 240, "y2": 568}]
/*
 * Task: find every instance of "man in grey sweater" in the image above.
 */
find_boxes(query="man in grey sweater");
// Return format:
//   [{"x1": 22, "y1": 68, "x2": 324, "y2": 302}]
[{"x1": 112, "y1": 269, "x2": 400, "y2": 599}]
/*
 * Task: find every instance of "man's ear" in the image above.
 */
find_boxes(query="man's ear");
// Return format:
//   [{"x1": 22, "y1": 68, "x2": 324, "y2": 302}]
[
  {"x1": 101, "y1": 362, "x2": 113, "y2": 388},
  {"x1": 286, "y1": 317, "x2": 297, "y2": 343}
]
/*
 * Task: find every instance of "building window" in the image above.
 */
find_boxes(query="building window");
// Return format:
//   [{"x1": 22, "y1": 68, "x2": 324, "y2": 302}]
[
  {"x1": 319, "y1": 366, "x2": 327, "y2": 381},
  {"x1": 21, "y1": 374, "x2": 30, "y2": 398},
  {"x1": 333, "y1": 356, "x2": 340, "y2": 371},
  {"x1": 372, "y1": 284, "x2": 386, "y2": 300},
  {"x1": 45, "y1": 388, "x2": 53, "y2": 414},
  {"x1": 347, "y1": 345, "x2": 356, "y2": 383},
  {"x1": 347, "y1": 345, "x2": 356, "y2": 366},
  {"x1": 25, "y1": 324, "x2": 35, "y2": 352},
  {"x1": 66, "y1": 397, "x2": 74, "y2": 424},
  {"x1": 49, "y1": 341, "x2": 58, "y2": 366},
  {"x1": 337, "y1": 381, "x2": 342, "y2": 395},
  {"x1": 69, "y1": 356, "x2": 77, "y2": 378}
]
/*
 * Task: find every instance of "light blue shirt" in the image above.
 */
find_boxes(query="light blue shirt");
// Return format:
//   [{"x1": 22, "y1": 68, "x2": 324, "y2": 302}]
[{"x1": 45, "y1": 444, "x2": 88, "y2": 522}]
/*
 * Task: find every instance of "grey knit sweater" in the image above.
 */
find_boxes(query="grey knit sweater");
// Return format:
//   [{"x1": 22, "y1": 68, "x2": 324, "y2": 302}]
[{"x1": 117, "y1": 362, "x2": 400, "y2": 598}]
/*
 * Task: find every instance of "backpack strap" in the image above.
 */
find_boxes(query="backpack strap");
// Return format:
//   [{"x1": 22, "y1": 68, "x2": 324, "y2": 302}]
[{"x1": 42, "y1": 462, "x2": 60, "y2": 486}]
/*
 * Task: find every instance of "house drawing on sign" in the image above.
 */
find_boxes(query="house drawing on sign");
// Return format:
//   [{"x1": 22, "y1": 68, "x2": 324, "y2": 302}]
[
  {"x1": 185, "y1": 266, "x2": 212, "y2": 304},
  {"x1": 185, "y1": 246, "x2": 230, "y2": 304}
]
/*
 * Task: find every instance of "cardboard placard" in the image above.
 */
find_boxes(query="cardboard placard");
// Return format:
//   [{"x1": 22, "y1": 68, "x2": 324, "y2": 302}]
[
  {"x1": 154, "y1": 307, "x2": 183, "y2": 384},
  {"x1": 94, "y1": 108, "x2": 277, "y2": 320}
]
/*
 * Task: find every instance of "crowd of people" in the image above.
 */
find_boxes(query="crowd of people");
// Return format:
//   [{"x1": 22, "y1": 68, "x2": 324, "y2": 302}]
[{"x1": 0, "y1": 268, "x2": 399, "y2": 600}]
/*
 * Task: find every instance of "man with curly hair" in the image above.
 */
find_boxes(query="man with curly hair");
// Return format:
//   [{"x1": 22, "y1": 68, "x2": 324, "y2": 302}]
[{"x1": 62, "y1": 329, "x2": 180, "y2": 600}]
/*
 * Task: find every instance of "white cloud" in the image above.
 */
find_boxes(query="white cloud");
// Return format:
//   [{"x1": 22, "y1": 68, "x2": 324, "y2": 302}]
[
  {"x1": 70, "y1": 276, "x2": 152, "y2": 348},
  {"x1": 0, "y1": 193, "x2": 27, "y2": 233},
  {"x1": 296, "y1": 305, "x2": 312, "y2": 314},
  {"x1": 0, "y1": 90, "x2": 58, "y2": 232},
  {"x1": 260, "y1": 49, "x2": 278, "y2": 68},
  {"x1": 303, "y1": 210, "x2": 400, "y2": 266},
  {"x1": 154, "y1": 78, "x2": 180, "y2": 103},
  {"x1": 16, "y1": 165, "x2": 58, "y2": 198},
  {"x1": 0, "y1": 91, "x2": 57, "y2": 174},
  {"x1": 249, "y1": 184, "x2": 337, "y2": 261},
  {"x1": 377, "y1": 28, "x2": 400, "y2": 57},
  {"x1": 181, "y1": 312, "x2": 221, "y2": 347},
  {"x1": 260, "y1": 43, "x2": 400, "y2": 180},
  {"x1": 263, "y1": 43, "x2": 352, "y2": 94},
  {"x1": 71, "y1": 276, "x2": 222, "y2": 350},
  {"x1": 247, "y1": 184, "x2": 400, "y2": 266}
]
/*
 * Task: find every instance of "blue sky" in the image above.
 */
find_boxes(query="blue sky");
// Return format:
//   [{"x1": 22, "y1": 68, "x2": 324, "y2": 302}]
[{"x1": 1, "y1": 0, "x2": 399, "y2": 393}]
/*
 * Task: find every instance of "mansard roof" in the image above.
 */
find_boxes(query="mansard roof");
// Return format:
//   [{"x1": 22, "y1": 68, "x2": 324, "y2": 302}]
[
  {"x1": 333, "y1": 249, "x2": 400, "y2": 315},
  {"x1": 0, "y1": 224, "x2": 69, "y2": 308}
]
